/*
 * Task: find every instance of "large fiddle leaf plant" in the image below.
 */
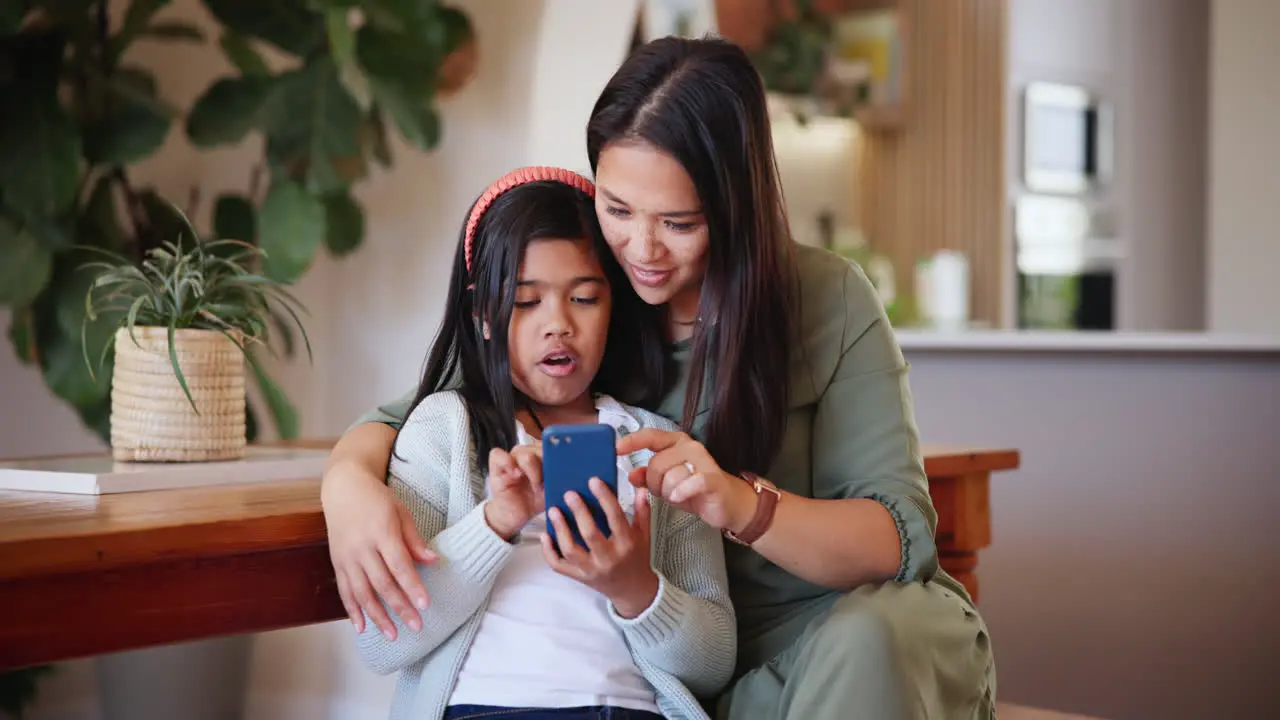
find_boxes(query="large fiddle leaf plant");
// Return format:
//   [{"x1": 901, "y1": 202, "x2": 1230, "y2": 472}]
[
  {"x1": 0, "y1": 0, "x2": 474, "y2": 440},
  {"x1": 0, "y1": 0, "x2": 474, "y2": 713}
]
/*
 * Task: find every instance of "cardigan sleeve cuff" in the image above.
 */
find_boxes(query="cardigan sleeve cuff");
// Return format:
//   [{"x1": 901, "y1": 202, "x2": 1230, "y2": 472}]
[
  {"x1": 607, "y1": 573, "x2": 691, "y2": 648},
  {"x1": 433, "y1": 502, "x2": 516, "y2": 585}
]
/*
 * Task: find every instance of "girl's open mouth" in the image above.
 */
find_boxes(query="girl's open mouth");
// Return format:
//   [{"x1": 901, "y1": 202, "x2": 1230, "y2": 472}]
[{"x1": 538, "y1": 352, "x2": 578, "y2": 377}]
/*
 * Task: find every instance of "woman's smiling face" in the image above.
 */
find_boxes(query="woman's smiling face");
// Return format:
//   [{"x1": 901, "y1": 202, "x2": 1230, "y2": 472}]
[{"x1": 593, "y1": 141, "x2": 710, "y2": 324}]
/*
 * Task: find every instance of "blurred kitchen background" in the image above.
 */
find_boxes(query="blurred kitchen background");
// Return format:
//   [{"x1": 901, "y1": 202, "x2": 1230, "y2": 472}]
[
  {"x1": 727, "y1": 0, "x2": 1273, "y2": 338},
  {"x1": 2, "y1": 1, "x2": 1277, "y2": 719}
]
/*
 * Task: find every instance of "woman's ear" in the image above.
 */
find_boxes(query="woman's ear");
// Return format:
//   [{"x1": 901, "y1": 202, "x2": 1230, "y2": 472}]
[{"x1": 472, "y1": 315, "x2": 491, "y2": 340}]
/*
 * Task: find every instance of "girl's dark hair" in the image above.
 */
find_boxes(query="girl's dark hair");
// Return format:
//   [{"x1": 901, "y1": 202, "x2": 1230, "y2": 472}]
[
  {"x1": 399, "y1": 181, "x2": 664, "y2": 462},
  {"x1": 587, "y1": 36, "x2": 798, "y2": 476}
]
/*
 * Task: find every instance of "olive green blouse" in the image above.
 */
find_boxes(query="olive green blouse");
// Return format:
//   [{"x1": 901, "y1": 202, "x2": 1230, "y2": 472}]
[{"x1": 355, "y1": 243, "x2": 970, "y2": 669}]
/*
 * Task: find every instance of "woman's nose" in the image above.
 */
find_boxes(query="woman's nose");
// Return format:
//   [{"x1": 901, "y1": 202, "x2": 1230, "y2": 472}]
[{"x1": 631, "y1": 223, "x2": 662, "y2": 263}]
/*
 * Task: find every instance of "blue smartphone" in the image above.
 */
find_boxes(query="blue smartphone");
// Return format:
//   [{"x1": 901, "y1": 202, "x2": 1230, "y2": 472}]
[{"x1": 541, "y1": 423, "x2": 618, "y2": 554}]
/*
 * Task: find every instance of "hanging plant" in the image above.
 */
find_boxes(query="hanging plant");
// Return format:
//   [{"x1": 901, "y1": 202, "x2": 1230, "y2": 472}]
[{"x1": 751, "y1": 0, "x2": 833, "y2": 98}]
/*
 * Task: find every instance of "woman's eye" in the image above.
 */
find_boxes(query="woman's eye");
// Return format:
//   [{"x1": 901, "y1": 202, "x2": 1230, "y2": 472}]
[
  {"x1": 514, "y1": 300, "x2": 538, "y2": 309},
  {"x1": 664, "y1": 220, "x2": 697, "y2": 233},
  {"x1": 606, "y1": 206, "x2": 631, "y2": 218},
  {"x1": 572, "y1": 296, "x2": 601, "y2": 306}
]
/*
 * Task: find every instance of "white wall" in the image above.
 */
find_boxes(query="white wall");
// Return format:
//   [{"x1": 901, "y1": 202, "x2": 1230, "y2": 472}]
[
  {"x1": 525, "y1": 2, "x2": 642, "y2": 175},
  {"x1": 1004, "y1": 0, "x2": 1209, "y2": 332},
  {"x1": 905, "y1": 348, "x2": 1280, "y2": 719},
  {"x1": 1126, "y1": 0, "x2": 1210, "y2": 332},
  {"x1": 10, "y1": 1, "x2": 642, "y2": 718},
  {"x1": 1206, "y1": 0, "x2": 1280, "y2": 336}
]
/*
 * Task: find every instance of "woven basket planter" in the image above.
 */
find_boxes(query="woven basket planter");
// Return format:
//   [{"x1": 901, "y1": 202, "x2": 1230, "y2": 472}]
[{"x1": 110, "y1": 327, "x2": 247, "y2": 462}]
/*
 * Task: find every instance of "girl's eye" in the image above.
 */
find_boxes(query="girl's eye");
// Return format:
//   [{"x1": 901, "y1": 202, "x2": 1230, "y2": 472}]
[
  {"x1": 606, "y1": 206, "x2": 631, "y2": 218},
  {"x1": 572, "y1": 296, "x2": 600, "y2": 306},
  {"x1": 514, "y1": 300, "x2": 538, "y2": 309},
  {"x1": 664, "y1": 220, "x2": 697, "y2": 233}
]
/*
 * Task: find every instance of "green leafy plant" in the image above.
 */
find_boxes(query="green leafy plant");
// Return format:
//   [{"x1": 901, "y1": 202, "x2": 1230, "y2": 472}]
[
  {"x1": 0, "y1": 0, "x2": 473, "y2": 441},
  {"x1": 752, "y1": 0, "x2": 832, "y2": 98},
  {"x1": 0, "y1": 2, "x2": 473, "y2": 713},
  {"x1": 81, "y1": 198, "x2": 311, "y2": 429}
]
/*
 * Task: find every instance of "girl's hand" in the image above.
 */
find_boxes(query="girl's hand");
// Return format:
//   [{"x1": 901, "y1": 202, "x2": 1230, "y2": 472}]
[
  {"x1": 322, "y1": 461, "x2": 436, "y2": 639},
  {"x1": 616, "y1": 428, "x2": 758, "y2": 535},
  {"x1": 484, "y1": 444, "x2": 544, "y2": 540},
  {"x1": 540, "y1": 478, "x2": 659, "y2": 619}
]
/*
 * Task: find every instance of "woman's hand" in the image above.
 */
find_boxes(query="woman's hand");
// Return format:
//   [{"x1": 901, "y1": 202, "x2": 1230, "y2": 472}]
[
  {"x1": 541, "y1": 478, "x2": 659, "y2": 619},
  {"x1": 617, "y1": 428, "x2": 758, "y2": 535},
  {"x1": 322, "y1": 458, "x2": 436, "y2": 639},
  {"x1": 484, "y1": 444, "x2": 545, "y2": 539}
]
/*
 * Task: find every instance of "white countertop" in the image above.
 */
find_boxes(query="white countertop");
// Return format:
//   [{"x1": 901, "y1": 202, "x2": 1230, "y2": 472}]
[{"x1": 894, "y1": 329, "x2": 1280, "y2": 354}]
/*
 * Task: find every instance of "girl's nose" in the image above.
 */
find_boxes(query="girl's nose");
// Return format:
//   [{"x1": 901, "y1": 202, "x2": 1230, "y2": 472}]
[{"x1": 543, "y1": 303, "x2": 572, "y2": 337}]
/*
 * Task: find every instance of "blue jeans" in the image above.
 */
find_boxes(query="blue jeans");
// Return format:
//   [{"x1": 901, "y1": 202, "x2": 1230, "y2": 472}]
[{"x1": 443, "y1": 706, "x2": 665, "y2": 720}]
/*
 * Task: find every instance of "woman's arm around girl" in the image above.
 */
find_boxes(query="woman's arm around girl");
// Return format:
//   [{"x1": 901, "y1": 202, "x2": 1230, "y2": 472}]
[{"x1": 352, "y1": 391, "x2": 517, "y2": 675}]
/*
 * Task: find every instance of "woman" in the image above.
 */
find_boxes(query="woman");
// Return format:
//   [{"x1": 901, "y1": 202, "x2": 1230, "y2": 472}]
[{"x1": 322, "y1": 36, "x2": 995, "y2": 720}]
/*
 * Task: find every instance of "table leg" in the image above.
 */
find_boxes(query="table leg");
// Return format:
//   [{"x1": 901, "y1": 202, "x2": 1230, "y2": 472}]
[{"x1": 928, "y1": 471, "x2": 992, "y2": 603}]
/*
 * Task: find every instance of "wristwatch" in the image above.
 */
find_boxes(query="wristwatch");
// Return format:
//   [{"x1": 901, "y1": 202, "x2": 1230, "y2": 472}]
[{"x1": 723, "y1": 472, "x2": 781, "y2": 546}]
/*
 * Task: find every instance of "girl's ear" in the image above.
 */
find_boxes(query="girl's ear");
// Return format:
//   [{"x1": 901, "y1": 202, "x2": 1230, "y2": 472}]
[{"x1": 472, "y1": 315, "x2": 491, "y2": 340}]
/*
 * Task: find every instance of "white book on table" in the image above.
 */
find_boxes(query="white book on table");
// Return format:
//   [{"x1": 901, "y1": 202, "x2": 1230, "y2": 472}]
[{"x1": 0, "y1": 446, "x2": 330, "y2": 495}]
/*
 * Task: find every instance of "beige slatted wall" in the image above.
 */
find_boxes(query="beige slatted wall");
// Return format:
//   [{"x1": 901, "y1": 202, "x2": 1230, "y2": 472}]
[{"x1": 855, "y1": 0, "x2": 1008, "y2": 325}]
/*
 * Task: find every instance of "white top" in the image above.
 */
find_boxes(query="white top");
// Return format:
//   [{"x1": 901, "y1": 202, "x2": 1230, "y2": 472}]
[{"x1": 447, "y1": 396, "x2": 659, "y2": 713}]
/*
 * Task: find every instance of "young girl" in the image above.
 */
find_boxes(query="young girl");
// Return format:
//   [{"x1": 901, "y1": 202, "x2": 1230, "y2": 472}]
[{"x1": 352, "y1": 167, "x2": 735, "y2": 720}]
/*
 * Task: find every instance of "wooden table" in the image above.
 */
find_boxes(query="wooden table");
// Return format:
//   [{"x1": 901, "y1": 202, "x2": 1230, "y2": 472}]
[{"x1": 0, "y1": 444, "x2": 1018, "y2": 671}]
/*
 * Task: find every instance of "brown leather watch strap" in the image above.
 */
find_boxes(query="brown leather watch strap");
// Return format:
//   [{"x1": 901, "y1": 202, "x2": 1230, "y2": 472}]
[{"x1": 724, "y1": 472, "x2": 781, "y2": 546}]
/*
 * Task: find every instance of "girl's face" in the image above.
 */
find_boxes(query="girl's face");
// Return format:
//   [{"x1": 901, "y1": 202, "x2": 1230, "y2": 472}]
[
  {"x1": 594, "y1": 142, "x2": 710, "y2": 324},
  {"x1": 506, "y1": 238, "x2": 612, "y2": 413}
]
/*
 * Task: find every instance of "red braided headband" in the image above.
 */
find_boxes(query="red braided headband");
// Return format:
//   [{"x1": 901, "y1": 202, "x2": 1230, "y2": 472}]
[{"x1": 464, "y1": 166, "x2": 596, "y2": 275}]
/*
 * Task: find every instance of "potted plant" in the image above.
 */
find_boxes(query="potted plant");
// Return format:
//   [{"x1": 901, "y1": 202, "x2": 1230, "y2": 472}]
[
  {"x1": 0, "y1": 0, "x2": 476, "y2": 713},
  {"x1": 82, "y1": 201, "x2": 310, "y2": 462},
  {"x1": 0, "y1": 0, "x2": 476, "y2": 446}
]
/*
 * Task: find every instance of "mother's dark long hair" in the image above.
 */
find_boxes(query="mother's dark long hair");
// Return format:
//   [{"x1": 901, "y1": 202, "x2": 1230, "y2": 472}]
[
  {"x1": 397, "y1": 181, "x2": 664, "y2": 462},
  {"x1": 587, "y1": 36, "x2": 798, "y2": 476}
]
